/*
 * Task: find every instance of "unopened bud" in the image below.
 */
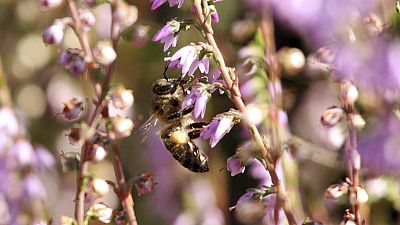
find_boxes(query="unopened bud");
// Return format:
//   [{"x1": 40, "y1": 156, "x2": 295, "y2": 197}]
[
  {"x1": 90, "y1": 203, "x2": 114, "y2": 223},
  {"x1": 111, "y1": 117, "x2": 134, "y2": 139},
  {"x1": 58, "y1": 48, "x2": 86, "y2": 76},
  {"x1": 60, "y1": 152, "x2": 80, "y2": 172},
  {"x1": 43, "y1": 23, "x2": 65, "y2": 45},
  {"x1": 130, "y1": 25, "x2": 150, "y2": 48},
  {"x1": 113, "y1": 2, "x2": 138, "y2": 32},
  {"x1": 230, "y1": 19, "x2": 256, "y2": 44},
  {"x1": 110, "y1": 87, "x2": 134, "y2": 110},
  {"x1": 79, "y1": 9, "x2": 96, "y2": 32},
  {"x1": 87, "y1": 178, "x2": 109, "y2": 200},
  {"x1": 325, "y1": 182, "x2": 349, "y2": 199},
  {"x1": 321, "y1": 107, "x2": 344, "y2": 127},
  {"x1": 278, "y1": 47, "x2": 306, "y2": 75},
  {"x1": 340, "y1": 81, "x2": 358, "y2": 105},
  {"x1": 87, "y1": 144, "x2": 107, "y2": 162},
  {"x1": 349, "y1": 113, "x2": 366, "y2": 129},
  {"x1": 93, "y1": 41, "x2": 116, "y2": 65},
  {"x1": 349, "y1": 186, "x2": 369, "y2": 205},
  {"x1": 69, "y1": 56, "x2": 86, "y2": 75},
  {"x1": 38, "y1": 0, "x2": 63, "y2": 11},
  {"x1": 61, "y1": 98, "x2": 85, "y2": 120}
]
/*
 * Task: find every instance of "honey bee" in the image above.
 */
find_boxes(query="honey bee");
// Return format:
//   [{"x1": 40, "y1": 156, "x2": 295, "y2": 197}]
[{"x1": 151, "y1": 78, "x2": 209, "y2": 173}]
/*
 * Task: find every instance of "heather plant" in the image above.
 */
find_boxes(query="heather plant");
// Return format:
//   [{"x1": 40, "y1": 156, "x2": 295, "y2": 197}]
[{"x1": 1, "y1": 0, "x2": 400, "y2": 224}]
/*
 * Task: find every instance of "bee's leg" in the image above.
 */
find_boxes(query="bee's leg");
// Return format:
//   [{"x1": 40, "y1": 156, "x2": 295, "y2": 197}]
[
  {"x1": 188, "y1": 129, "x2": 202, "y2": 139},
  {"x1": 188, "y1": 121, "x2": 208, "y2": 129},
  {"x1": 167, "y1": 107, "x2": 194, "y2": 120}
]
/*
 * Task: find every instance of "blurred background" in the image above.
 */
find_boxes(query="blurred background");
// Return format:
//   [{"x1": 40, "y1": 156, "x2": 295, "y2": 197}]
[{"x1": 0, "y1": 0, "x2": 400, "y2": 224}]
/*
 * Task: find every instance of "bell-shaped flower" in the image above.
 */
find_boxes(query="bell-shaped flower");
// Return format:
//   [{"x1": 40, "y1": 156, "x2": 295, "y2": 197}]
[
  {"x1": 150, "y1": 0, "x2": 184, "y2": 10},
  {"x1": 201, "y1": 109, "x2": 241, "y2": 148},
  {"x1": 169, "y1": 43, "x2": 210, "y2": 77},
  {"x1": 153, "y1": 20, "x2": 180, "y2": 52}
]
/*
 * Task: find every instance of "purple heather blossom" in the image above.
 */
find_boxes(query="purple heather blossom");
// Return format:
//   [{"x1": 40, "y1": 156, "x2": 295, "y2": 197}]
[
  {"x1": 201, "y1": 113, "x2": 238, "y2": 148},
  {"x1": 153, "y1": 21, "x2": 180, "y2": 52},
  {"x1": 22, "y1": 174, "x2": 46, "y2": 200},
  {"x1": 181, "y1": 83, "x2": 210, "y2": 118},
  {"x1": 7, "y1": 139, "x2": 36, "y2": 169},
  {"x1": 150, "y1": 0, "x2": 184, "y2": 10},
  {"x1": 226, "y1": 156, "x2": 245, "y2": 176},
  {"x1": 169, "y1": 44, "x2": 210, "y2": 77}
]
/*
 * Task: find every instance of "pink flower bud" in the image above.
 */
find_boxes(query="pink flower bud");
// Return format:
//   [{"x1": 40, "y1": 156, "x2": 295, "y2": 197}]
[
  {"x1": 37, "y1": 0, "x2": 63, "y2": 11},
  {"x1": 110, "y1": 87, "x2": 134, "y2": 110},
  {"x1": 86, "y1": 178, "x2": 109, "y2": 202},
  {"x1": 113, "y1": 2, "x2": 138, "y2": 31},
  {"x1": 93, "y1": 41, "x2": 117, "y2": 66},
  {"x1": 325, "y1": 181, "x2": 349, "y2": 199},
  {"x1": 112, "y1": 117, "x2": 134, "y2": 139},
  {"x1": 278, "y1": 47, "x2": 306, "y2": 75},
  {"x1": 227, "y1": 156, "x2": 245, "y2": 176},
  {"x1": 349, "y1": 186, "x2": 369, "y2": 205},
  {"x1": 61, "y1": 98, "x2": 85, "y2": 120},
  {"x1": 340, "y1": 81, "x2": 358, "y2": 105},
  {"x1": 349, "y1": 113, "x2": 366, "y2": 129},
  {"x1": 131, "y1": 25, "x2": 150, "y2": 48},
  {"x1": 79, "y1": 9, "x2": 96, "y2": 32},
  {"x1": 58, "y1": 50, "x2": 73, "y2": 67},
  {"x1": 87, "y1": 144, "x2": 107, "y2": 162},
  {"x1": 42, "y1": 23, "x2": 65, "y2": 45},
  {"x1": 321, "y1": 107, "x2": 344, "y2": 127},
  {"x1": 68, "y1": 56, "x2": 86, "y2": 75}
]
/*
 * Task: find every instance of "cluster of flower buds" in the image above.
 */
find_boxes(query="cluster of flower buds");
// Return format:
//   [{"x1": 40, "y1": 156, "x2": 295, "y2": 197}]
[
  {"x1": 58, "y1": 48, "x2": 87, "y2": 76},
  {"x1": 325, "y1": 179, "x2": 369, "y2": 205},
  {"x1": 321, "y1": 81, "x2": 366, "y2": 129}
]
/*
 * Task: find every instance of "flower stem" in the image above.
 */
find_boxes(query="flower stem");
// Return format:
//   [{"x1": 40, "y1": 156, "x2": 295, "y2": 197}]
[
  {"x1": 193, "y1": 2, "x2": 296, "y2": 224},
  {"x1": 110, "y1": 139, "x2": 138, "y2": 225},
  {"x1": 66, "y1": 1, "x2": 138, "y2": 224}
]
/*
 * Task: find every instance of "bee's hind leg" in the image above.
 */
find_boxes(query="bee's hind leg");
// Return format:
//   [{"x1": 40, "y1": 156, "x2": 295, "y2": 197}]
[
  {"x1": 167, "y1": 107, "x2": 194, "y2": 120},
  {"x1": 187, "y1": 121, "x2": 209, "y2": 139}
]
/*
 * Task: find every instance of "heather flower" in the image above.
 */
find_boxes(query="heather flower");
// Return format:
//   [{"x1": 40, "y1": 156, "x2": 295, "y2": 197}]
[
  {"x1": 201, "y1": 110, "x2": 241, "y2": 148},
  {"x1": 60, "y1": 98, "x2": 85, "y2": 121},
  {"x1": 226, "y1": 155, "x2": 245, "y2": 176},
  {"x1": 93, "y1": 41, "x2": 117, "y2": 66},
  {"x1": 169, "y1": 43, "x2": 210, "y2": 78},
  {"x1": 110, "y1": 116, "x2": 134, "y2": 139},
  {"x1": 181, "y1": 82, "x2": 211, "y2": 118},
  {"x1": 0, "y1": 107, "x2": 20, "y2": 137},
  {"x1": 153, "y1": 20, "x2": 180, "y2": 52},
  {"x1": 90, "y1": 203, "x2": 114, "y2": 223},
  {"x1": 7, "y1": 139, "x2": 36, "y2": 169},
  {"x1": 150, "y1": 0, "x2": 184, "y2": 10},
  {"x1": 42, "y1": 23, "x2": 65, "y2": 45},
  {"x1": 79, "y1": 9, "x2": 96, "y2": 32},
  {"x1": 37, "y1": 0, "x2": 63, "y2": 11},
  {"x1": 110, "y1": 86, "x2": 134, "y2": 110}
]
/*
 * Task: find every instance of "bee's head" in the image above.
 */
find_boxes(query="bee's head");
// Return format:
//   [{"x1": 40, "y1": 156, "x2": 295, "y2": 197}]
[{"x1": 152, "y1": 78, "x2": 179, "y2": 95}]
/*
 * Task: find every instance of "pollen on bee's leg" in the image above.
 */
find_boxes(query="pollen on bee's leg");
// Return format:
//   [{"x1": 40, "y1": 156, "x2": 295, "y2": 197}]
[{"x1": 170, "y1": 130, "x2": 190, "y2": 144}]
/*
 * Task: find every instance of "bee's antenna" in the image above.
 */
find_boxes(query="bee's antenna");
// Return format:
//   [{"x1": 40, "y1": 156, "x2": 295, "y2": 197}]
[{"x1": 163, "y1": 61, "x2": 170, "y2": 81}]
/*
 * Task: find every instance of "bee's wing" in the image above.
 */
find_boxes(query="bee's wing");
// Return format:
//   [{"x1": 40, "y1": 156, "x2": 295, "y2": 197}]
[
  {"x1": 285, "y1": 136, "x2": 339, "y2": 168},
  {"x1": 136, "y1": 113, "x2": 161, "y2": 143}
]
